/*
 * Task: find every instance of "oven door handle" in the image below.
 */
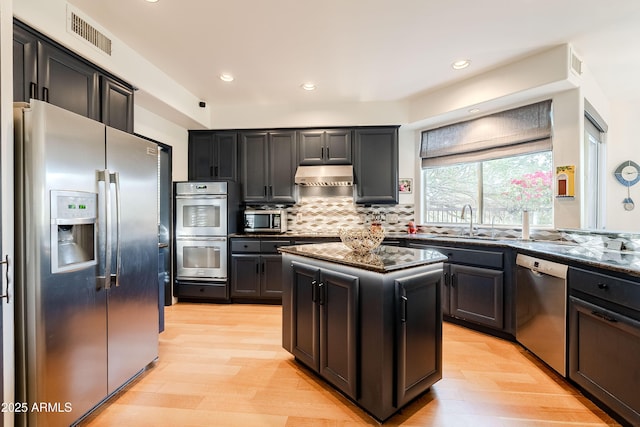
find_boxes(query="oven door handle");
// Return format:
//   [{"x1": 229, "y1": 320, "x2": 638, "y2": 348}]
[
  {"x1": 175, "y1": 237, "x2": 227, "y2": 242},
  {"x1": 175, "y1": 195, "x2": 227, "y2": 200}
]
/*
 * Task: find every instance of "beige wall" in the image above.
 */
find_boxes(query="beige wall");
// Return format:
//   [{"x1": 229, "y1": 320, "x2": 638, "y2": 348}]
[{"x1": 607, "y1": 100, "x2": 640, "y2": 231}]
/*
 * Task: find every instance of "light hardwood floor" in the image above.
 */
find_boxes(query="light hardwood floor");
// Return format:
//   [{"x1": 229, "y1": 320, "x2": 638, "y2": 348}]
[{"x1": 82, "y1": 303, "x2": 620, "y2": 426}]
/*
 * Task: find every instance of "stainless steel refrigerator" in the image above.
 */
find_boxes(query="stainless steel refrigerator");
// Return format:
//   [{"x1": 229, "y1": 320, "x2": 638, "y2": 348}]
[{"x1": 14, "y1": 100, "x2": 159, "y2": 426}]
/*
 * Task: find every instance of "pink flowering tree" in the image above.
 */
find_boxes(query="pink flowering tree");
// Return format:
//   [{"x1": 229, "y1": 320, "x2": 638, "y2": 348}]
[{"x1": 505, "y1": 170, "x2": 553, "y2": 212}]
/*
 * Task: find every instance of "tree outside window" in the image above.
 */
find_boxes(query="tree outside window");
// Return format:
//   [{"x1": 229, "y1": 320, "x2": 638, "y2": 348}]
[{"x1": 423, "y1": 152, "x2": 552, "y2": 226}]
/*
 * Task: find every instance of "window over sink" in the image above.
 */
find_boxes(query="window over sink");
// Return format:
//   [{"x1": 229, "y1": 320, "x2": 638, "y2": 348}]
[
  {"x1": 419, "y1": 100, "x2": 553, "y2": 227},
  {"x1": 421, "y1": 152, "x2": 553, "y2": 226}
]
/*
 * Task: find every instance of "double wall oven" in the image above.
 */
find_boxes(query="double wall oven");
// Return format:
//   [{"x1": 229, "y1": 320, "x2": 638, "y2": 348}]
[{"x1": 174, "y1": 181, "x2": 239, "y2": 300}]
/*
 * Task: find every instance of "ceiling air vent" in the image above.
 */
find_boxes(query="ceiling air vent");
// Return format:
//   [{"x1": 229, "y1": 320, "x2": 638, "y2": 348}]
[{"x1": 68, "y1": 10, "x2": 112, "y2": 55}]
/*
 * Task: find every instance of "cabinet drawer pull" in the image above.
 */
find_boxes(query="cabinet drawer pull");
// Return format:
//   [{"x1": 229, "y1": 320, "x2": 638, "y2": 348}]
[
  {"x1": 597, "y1": 283, "x2": 609, "y2": 290},
  {"x1": 30, "y1": 82, "x2": 37, "y2": 99},
  {"x1": 591, "y1": 310, "x2": 618, "y2": 323}
]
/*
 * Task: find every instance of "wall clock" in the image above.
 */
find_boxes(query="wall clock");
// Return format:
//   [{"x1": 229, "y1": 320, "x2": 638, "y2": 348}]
[
  {"x1": 614, "y1": 160, "x2": 640, "y2": 211},
  {"x1": 614, "y1": 160, "x2": 640, "y2": 186}
]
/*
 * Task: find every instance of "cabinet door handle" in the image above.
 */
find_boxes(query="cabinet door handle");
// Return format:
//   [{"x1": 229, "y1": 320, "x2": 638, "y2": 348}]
[
  {"x1": 443, "y1": 272, "x2": 449, "y2": 286},
  {"x1": 450, "y1": 273, "x2": 456, "y2": 287},
  {"x1": 256, "y1": 263, "x2": 260, "y2": 275},
  {"x1": 311, "y1": 280, "x2": 318, "y2": 303},
  {"x1": 591, "y1": 310, "x2": 618, "y2": 323},
  {"x1": 30, "y1": 82, "x2": 37, "y2": 100},
  {"x1": 318, "y1": 282, "x2": 325, "y2": 305},
  {"x1": 42, "y1": 87, "x2": 49, "y2": 102},
  {"x1": 269, "y1": 186, "x2": 273, "y2": 196},
  {"x1": 261, "y1": 261, "x2": 265, "y2": 274},
  {"x1": 400, "y1": 295, "x2": 408, "y2": 323},
  {"x1": 326, "y1": 147, "x2": 330, "y2": 160},
  {"x1": 214, "y1": 166, "x2": 219, "y2": 177},
  {"x1": 321, "y1": 147, "x2": 324, "y2": 159},
  {"x1": 263, "y1": 186, "x2": 267, "y2": 196},
  {"x1": 597, "y1": 283, "x2": 609, "y2": 290}
]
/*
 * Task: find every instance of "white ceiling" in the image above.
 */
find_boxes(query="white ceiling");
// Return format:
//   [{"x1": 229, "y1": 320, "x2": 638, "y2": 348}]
[{"x1": 67, "y1": 0, "x2": 640, "y2": 110}]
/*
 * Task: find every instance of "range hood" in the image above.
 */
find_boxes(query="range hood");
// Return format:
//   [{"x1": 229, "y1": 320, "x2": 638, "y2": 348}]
[{"x1": 294, "y1": 165, "x2": 354, "y2": 186}]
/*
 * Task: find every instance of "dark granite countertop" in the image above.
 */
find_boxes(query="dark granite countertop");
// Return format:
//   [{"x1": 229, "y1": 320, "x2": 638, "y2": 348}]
[
  {"x1": 232, "y1": 231, "x2": 640, "y2": 277},
  {"x1": 278, "y1": 242, "x2": 447, "y2": 273}
]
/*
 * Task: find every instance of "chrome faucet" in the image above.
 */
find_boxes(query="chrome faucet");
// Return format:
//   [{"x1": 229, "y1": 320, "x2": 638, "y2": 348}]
[{"x1": 461, "y1": 204, "x2": 473, "y2": 237}]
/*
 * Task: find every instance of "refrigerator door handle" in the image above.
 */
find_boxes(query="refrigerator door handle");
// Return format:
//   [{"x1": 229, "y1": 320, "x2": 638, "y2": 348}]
[
  {"x1": 111, "y1": 172, "x2": 122, "y2": 287},
  {"x1": 97, "y1": 170, "x2": 113, "y2": 290},
  {"x1": 0, "y1": 255, "x2": 9, "y2": 302}
]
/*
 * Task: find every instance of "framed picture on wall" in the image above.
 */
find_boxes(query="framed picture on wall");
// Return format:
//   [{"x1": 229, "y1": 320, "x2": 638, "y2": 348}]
[{"x1": 399, "y1": 178, "x2": 412, "y2": 194}]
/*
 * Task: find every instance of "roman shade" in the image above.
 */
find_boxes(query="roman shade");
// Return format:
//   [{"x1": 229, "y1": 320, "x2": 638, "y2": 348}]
[{"x1": 420, "y1": 100, "x2": 552, "y2": 167}]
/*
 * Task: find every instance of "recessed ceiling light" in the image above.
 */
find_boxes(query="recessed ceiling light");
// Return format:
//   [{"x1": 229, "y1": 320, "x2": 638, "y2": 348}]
[
  {"x1": 145, "y1": 0, "x2": 159, "y2": 3},
  {"x1": 469, "y1": 108, "x2": 481, "y2": 114},
  {"x1": 219, "y1": 74, "x2": 234, "y2": 82},
  {"x1": 301, "y1": 83, "x2": 316, "y2": 91},
  {"x1": 452, "y1": 59, "x2": 471, "y2": 70}
]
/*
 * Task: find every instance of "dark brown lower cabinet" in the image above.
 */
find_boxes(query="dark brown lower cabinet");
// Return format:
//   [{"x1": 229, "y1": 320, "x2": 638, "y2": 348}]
[
  {"x1": 231, "y1": 254, "x2": 284, "y2": 300},
  {"x1": 569, "y1": 296, "x2": 640, "y2": 426},
  {"x1": 448, "y1": 264, "x2": 504, "y2": 329}
]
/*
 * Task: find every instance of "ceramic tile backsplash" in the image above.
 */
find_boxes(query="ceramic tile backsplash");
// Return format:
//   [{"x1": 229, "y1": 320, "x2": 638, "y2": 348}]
[
  {"x1": 286, "y1": 196, "x2": 415, "y2": 233},
  {"x1": 284, "y1": 197, "x2": 640, "y2": 250}
]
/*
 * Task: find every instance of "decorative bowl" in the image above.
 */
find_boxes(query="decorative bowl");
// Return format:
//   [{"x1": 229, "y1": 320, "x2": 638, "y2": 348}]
[{"x1": 339, "y1": 227, "x2": 385, "y2": 254}]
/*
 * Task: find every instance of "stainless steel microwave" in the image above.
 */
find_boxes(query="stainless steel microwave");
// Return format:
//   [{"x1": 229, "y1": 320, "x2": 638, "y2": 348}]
[{"x1": 243, "y1": 209, "x2": 287, "y2": 233}]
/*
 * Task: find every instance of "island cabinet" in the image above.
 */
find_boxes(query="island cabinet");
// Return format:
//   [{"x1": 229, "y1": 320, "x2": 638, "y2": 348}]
[
  {"x1": 407, "y1": 243, "x2": 511, "y2": 335},
  {"x1": 297, "y1": 129, "x2": 352, "y2": 165},
  {"x1": 281, "y1": 242, "x2": 446, "y2": 422},
  {"x1": 290, "y1": 262, "x2": 359, "y2": 397},
  {"x1": 240, "y1": 131, "x2": 296, "y2": 204},
  {"x1": 568, "y1": 266, "x2": 640, "y2": 426},
  {"x1": 188, "y1": 131, "x2": 238, "y2": 181}
]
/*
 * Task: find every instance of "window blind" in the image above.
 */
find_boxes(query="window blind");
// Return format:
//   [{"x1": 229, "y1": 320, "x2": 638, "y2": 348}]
[{"x1": 420, "y1": 100, "x2": 552, "y2": 167}]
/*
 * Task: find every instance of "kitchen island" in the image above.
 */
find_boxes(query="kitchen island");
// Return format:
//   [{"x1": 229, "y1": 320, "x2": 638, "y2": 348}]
[{"x1": 279, "y1": 242, "x2": 447, "y2": 422}]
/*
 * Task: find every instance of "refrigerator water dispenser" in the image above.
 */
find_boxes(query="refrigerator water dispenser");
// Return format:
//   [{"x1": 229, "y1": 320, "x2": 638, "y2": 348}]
[{"x1": 51, "y1": 190, "x2": 98, "y2": 273}]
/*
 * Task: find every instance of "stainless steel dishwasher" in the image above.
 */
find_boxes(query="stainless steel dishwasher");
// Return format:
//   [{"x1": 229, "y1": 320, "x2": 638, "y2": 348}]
[{"x1": 516, "y1": 253, "x2": 568, "y2": 376}]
